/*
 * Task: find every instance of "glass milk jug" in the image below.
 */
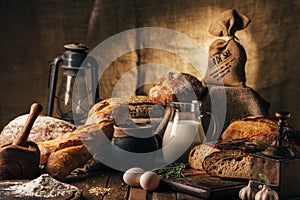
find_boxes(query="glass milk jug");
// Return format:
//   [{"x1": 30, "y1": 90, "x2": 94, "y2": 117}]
[{"x1": 162, "y1": 100, "x2": 217, "y2": 164}]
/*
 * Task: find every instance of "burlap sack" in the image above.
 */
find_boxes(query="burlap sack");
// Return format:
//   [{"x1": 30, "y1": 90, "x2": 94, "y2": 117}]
[{"x1": 205, "y1": 9, "x2": 251, "y2": 87}]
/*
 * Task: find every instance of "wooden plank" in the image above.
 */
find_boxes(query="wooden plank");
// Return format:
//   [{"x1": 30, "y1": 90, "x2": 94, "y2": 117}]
[
  {"x1": 152, "y1": 189, "x2": 176, "y2": 200},
  {"x1": 103, "y1": 170, "x2": 129, "y2": 200},
  {"x1": 177, "y1": 192, "x2": 207, "y2": 200},
  {"x1": 72, "y1": 167, "x2": 111, "y2": 200},
  {"x1": 128, "y1": 186, "x2": 148, "y2": 200}
]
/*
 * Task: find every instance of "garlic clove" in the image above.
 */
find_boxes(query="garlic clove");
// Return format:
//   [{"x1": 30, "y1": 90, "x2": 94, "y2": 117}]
[
  {"x1": 239, "y1": 180, "x2": 258, "y2": 200},
  {"x1": 254, "y1": 184, "x2": 279, "y2": 200}
]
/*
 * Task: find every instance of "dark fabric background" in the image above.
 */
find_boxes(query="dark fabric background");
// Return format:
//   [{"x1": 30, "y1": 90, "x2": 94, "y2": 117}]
[{"x1": 0, "y1": 0, "x2": 299, "y2": 130}]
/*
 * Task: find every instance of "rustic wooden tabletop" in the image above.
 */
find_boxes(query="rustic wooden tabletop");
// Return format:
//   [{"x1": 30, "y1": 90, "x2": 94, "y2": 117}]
[
  {"x1": 71, "y1": 167, "x2": 206, "y2": 200},
  {"x1": 0, "y1": 164, "x2": 243, "y2": 199}
]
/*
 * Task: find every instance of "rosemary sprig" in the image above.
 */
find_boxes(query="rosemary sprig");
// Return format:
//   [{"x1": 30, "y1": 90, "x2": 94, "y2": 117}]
[{"x1": 153, "y1": 163, "x2": 186, "y2": 179}]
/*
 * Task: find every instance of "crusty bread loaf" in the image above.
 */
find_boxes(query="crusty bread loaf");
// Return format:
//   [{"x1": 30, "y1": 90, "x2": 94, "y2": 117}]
[
  {"x1": 221, "y1": 116, "x2": 300, "y2": 153},
  {"x1": 202, "y1": 150, "x2": 251, "y2": 179},
  {"x1": 188, "y1": 139, "x2": 266, "y2": 179},
  {"x1": 0, "y1": 115, "x2": 76, "y2": 146},
  {"x1": 221, "y1": 117, "x2": 279, "y2": 145},
  {"x1": 188, "y1": 143, "x2": 220, "y2": 171},
  {"x1": 85, "y1": 95, "x2": 164, "y2": 125},
  {"x1": 43, "y1": 121, "x2": 115, "y2": 180},
  {"x1": 37, "y1": 121, "x2": 114, "y2": 165},
  {"x1": 214, "y1": 138, "x2": 267, "y2": 153},
  {"x1": 44, "y1": 145, "x2": 92, "y2": 180},
  {"x1": 190, "y1": 117, "x2": 300, "y2": 180},
  {"x1": 149, "y1": 72, "x2": 208, "y2": 104},
  {"x1": 37, "y1": 131, "x2": 81, "y2": 166}
]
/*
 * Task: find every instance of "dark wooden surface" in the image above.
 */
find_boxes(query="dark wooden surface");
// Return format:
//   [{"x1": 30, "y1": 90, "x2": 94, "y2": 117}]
[
  {"x1": 0, "y1": 165, "x2": 243, "y2": 199},
  {"x1": 70, "y1": 166, "x2": 244, "y2": 200},
  {"x1": 71, "y1": 167, "x2": 206, "y2": 200}
]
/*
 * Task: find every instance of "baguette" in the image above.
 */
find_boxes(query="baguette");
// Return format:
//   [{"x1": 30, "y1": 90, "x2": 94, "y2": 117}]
[
  {"x1": 44, "y1": 145, "x2": 92, "y2": 180},
  {"x1": 37, "y1": 131, "x2": 76, "y2": 165},
  {"x1": 37, "y1": 121, "x2": 114, "y2": 165}
]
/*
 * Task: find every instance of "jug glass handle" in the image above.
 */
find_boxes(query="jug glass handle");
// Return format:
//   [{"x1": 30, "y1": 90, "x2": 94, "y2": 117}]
[
  {"x1": 153, "y1": 105, "x2": 172, "y2": 137},
  {"x1": 201, "y1": 110, "x2": 219, "y2": 142}
]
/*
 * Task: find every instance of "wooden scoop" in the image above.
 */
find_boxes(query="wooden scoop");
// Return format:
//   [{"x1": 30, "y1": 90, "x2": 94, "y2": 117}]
[
  {"x1": 0, "y1": 103, "x2": 42, "y2": 180},
  {"x1": 12, "y1": 103, "x2": 42, "y2": 147}
]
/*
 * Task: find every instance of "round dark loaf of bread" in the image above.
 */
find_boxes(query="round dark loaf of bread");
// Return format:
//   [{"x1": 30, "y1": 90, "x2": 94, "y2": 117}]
[
  {"x1": 0, "y1": 115, "x2": 76, "y2": 146},
  {"x1": 149, "y1": 72, "x2": 208, "y2": 104}
]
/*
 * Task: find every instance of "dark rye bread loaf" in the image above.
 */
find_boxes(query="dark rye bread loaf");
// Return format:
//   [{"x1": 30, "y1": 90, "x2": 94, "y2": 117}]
[
  {"x1": 202, "y1": 150, "x2": 251, "y2": 179},
  {"x1": 188, "y1": 139, "x2": 266, "y2": 179},
  {"x1": 85, "y1": 95, "x2": 165, "y2": 125},
  {"x1": 188, "y1": 143, "x2": 220, "y2": 171}
]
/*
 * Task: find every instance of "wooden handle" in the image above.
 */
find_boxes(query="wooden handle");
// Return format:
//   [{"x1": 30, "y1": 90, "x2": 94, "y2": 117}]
[{"x1": 12, "y1": 103, "x2": 43, "y2": 147}]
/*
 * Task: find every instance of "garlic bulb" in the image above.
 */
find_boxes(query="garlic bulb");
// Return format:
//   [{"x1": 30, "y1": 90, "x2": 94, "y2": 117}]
[
  {"x1": 255, "y1": 184, "x2": 279, "y2": 200},
  {"x1": 239, "y1": 180, "x2": 258, "y2": 200}
]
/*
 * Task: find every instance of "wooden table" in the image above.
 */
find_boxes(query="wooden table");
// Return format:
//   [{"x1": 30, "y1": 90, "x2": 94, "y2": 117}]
[
  {"x1": 0, "y1": 164, "x2": 243, "y2": 199},
  {"x1": 70, "y1": 165, "x2": 243, "y2": 200},
  {"x1": 71, "y1": 167, "x2": 207, "y2": 200}
]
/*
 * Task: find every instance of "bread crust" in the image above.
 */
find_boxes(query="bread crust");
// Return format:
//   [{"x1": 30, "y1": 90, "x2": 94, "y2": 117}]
[
  {"x1": 188, "y1": 144, "x2": 220, "y2": 171},
  {"x1": 149, "y1": 72, "x2": 207, "y2": 104},
  {"x1": 37, "y1": 121, "x2": 114, "y2": 165},
  {"x1": 44, "y1": 145, "x2": 92, "y2": 180},
  {"x1": 85, "y1": 96, "x2": 164, "y2": 125},
  {"x1": 188, "y1": 139, "x2": 266, "y2": 179},
  {"x1": 202, "y1": 150, "x2": 251, "y2": 179},
  {"x1": 0, "y1": 115, "x2": 75, "y2": 146},
  {"x1": 221, "y1": 116, "x2": 299, "y2": 152},
  {"x1": 190, "y1": 117, "x2": 300, "y2": 179},
  {"x1": 221, "y1": 117, "x2": 279, "y2": 145}
]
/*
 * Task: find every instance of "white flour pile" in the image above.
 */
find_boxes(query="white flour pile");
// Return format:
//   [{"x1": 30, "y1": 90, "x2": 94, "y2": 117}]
[{"x1": 12, "y1": 174, "x2": 78, "y2": 198}]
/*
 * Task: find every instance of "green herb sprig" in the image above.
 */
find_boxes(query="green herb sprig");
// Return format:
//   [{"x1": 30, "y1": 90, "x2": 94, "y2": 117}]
[{"x1": 153, "y1": 163, "x2": 186, "y2": 179}]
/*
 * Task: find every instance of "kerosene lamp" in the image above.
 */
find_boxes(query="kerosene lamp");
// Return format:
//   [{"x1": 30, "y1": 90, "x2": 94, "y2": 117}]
[
  {"x1": 250, "y1": 111, "x2": 300, "y2": 199},
  {"x1": 46, "y1": 43, "x2": 99, "y2": 125}
]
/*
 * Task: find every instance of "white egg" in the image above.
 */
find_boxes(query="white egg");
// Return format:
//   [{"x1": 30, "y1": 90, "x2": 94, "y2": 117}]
[
  {"x1": 139, "y1": 171, "x2": 161, "y2": 191},
  {"x1": 123, "y1": 167, "x2": 145, "y2": 186}
]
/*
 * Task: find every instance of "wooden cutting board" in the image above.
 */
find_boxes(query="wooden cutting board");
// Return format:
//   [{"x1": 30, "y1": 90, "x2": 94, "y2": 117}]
[{"x1": 160, "y1": 169, "x2": 247, "y2": 200}]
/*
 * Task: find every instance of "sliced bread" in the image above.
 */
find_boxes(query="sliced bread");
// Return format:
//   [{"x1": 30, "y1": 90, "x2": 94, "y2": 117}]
[
  {"x1": 188, "y1": 139, "x2": 264, "y2": 179},
  {"x1": 188, "y1": 143, "x2": 220, "y2": 171},
  {"x1": 202, "y1": 150, "x2": 251, "y2": 179}
]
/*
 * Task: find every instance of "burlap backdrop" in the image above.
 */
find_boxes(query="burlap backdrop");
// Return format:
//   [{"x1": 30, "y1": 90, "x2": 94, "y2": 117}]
[{"x1": 0, "y1": 0, "x2": 299, "y2": 130}]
